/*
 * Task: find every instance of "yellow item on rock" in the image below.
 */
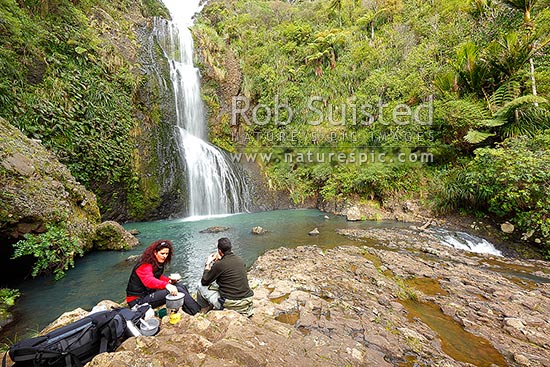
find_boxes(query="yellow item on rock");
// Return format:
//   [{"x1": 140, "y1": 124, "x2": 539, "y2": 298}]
[{"x1": 169, "y1": 312, "x2": 181, "y2": 324}]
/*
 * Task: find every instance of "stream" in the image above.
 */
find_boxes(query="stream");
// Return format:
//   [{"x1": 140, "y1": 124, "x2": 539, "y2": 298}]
[{"x1": 0, "y1": 209, "x2": 532, "y2": 346}]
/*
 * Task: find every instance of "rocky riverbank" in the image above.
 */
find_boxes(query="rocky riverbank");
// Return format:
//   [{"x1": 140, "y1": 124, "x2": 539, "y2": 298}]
[{"x1": 7, "y1": 227, "x2": 549, "y2": 367}]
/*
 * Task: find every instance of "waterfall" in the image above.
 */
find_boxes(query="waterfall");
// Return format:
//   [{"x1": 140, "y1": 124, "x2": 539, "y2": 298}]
[{"x1": 155, "y1": 0, "x2": 248, "y2": 217}]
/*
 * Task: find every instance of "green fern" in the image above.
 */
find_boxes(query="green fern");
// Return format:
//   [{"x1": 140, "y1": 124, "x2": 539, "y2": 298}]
[
  {"x1": 12, "y1": 224, "x2": 83, "y2": 280},
  {"x1": 487, "y1": 81, "x2": 521, "y2": 112},
  {"x1": 493, "y1": 95, "x2": 548, "y2": 119},
  {"x1": 451, "y1": 42, "x2": 489, "y2": 95},
  {"x1": 464, "y1": 129, "x2": 496, "y2": 143},
  {"x1": 443, "y1": 99, "x2": 491, "y2": 122},
  {"x1": 462, "y1": 94, "x2": 549, "y2": 144}
]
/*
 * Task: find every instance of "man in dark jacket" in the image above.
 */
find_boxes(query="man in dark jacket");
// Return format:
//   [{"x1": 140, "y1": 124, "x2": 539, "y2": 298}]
[{"x1": 197, "y1": 237, "x2": 254, "y2": 317}]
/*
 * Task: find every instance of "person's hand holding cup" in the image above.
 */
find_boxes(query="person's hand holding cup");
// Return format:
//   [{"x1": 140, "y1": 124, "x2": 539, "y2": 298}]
[
  {"x1": 207, "y1": 252, "x2": 220, "y2": 263},
  {"x1": 169, "y1": 273, "x2": 181, "y2": 284},
  {"x1": 205, "y1": 251, "x2": 221, "y2": 270}
]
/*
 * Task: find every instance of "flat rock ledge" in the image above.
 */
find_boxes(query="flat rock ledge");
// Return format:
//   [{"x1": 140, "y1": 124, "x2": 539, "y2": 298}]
[{"x1": 9, "y1": 228, "x2": 549, "y2": 367}]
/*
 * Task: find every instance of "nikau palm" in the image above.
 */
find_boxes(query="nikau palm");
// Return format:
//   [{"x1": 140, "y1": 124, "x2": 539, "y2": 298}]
[{"x1": 500, "y1": 0, "x2": 539, "y2": 99}]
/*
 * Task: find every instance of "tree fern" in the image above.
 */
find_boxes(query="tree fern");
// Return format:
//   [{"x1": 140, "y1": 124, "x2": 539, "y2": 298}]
[
  {"x1": 467, "y1": 94, "x2": 549, "y2": 143},
  {"x1": 500, "y1": 0, "x2": 538, "y2": 23},
  {"x1": 497, "y1": 99, "x2": 550, "y2": 138},
  {"x1": 493, "y1": 95, "x2": 548, "y2": 119},
  {"x1": 450, "y1": 42, "x2": 491, "y2": 96},
  {"x1": 487, "y1": 80, "x2": 521, "y2": 112},
  {"x1": 444, "y1": 98, "x2": 491, "y2": 122}
]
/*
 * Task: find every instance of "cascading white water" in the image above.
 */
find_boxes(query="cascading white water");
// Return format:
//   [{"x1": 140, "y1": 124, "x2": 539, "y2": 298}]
[
  {"x1": 433, "y1": 229, "x2": 502, "y2": 256},
  {"x1": 155, "y1": 0, "x2": 248, "y2": 217}
]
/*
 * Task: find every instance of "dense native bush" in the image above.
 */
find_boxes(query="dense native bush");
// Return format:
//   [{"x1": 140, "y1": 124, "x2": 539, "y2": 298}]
[
  {"x1": 193, "y1": 0, "x2": 550, "y2": 256},
  {"x1": 0, "y1": 0, "x2": 169, "y2": 218},
  {"x1": 436, "y1": 133, "x2": 550, "y2": 257}
]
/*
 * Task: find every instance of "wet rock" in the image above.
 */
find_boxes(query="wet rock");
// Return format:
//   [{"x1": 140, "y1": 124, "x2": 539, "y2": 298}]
[
  {"x1": 308, "y1": 227, "x2": 319, "y2": 236},
  {"x1": 532, "y1": 271, "x2": 550, "y2": 280},
  {"x1": 199, "y1": 226, "x2": 230, "y2": 233},
  {"x1": 501, "y1": 222, "x2": 515, "y2": 234},
  {"x1": 251, "y1": 226, "x2": 267, "y2": 235},
  {"x1": 421, "y1": 246, "x2": 440, "y2": 256}
]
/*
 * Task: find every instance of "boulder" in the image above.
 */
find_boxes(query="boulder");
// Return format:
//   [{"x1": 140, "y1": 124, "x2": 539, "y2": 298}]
[
  {"x1": 199, "y1": 226, "x2": 230, "y2": 234},
  {"x1": 345, "y1": 205, "x2": 364, "y2": 221},
  {"x1": 342, "y1": 202, "x2": 383, "y2": 221},
  {"x1": 41, "y1": 300, "x2": 122, "y2": 335},
  {"x1": 308, "y1": 228, "x2": 320, "y2": 236},
  {"x1": 93, "y1": 221, "x2": 139, "y2": 250},
  {"x1": 251, "y1": 226, "x2": 267, "y2": 235},
  {"x1": 501, "y1": 222, "x2": 515, "y2": 234},
  {"x1": 0, "y1": 308, "x2": 14, "y2": 330},
  {"x1": 402, "y1": 200, "x2": 418, "y2": 213}
]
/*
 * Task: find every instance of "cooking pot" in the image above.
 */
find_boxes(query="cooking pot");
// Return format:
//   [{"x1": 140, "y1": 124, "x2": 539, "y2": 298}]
[
  {"x1": 139, "y1": 317, "x2": 159, "y2": 336},
  {"x1": 165, "y1": 292, "x2": 184, "y2": 310}
]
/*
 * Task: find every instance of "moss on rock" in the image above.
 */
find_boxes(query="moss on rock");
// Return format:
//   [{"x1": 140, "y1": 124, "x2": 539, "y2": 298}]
[
  {"x1": 0, "y1": 117, "x2": 100, "y2": 250},
  {"x1": 92, "y1": 221, "x2": 139, "y2": 251}
]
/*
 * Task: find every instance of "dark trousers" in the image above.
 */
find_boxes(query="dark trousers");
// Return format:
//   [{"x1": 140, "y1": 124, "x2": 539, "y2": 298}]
[{"x1": 128, "y1": 283, "x2": 201, "y2": 315}]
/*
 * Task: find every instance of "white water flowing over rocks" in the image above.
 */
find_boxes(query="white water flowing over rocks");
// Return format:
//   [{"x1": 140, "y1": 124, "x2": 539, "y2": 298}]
[
  {"x1": 433, "y1": 229, "x2": 503, "y2": 256},
  {"x1": 155, "y1": 0, "x2": 248, "y2": 217}
]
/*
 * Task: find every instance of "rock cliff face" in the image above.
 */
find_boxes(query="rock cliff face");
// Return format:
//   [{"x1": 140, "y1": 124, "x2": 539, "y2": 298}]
[
  {"x1": 0, "y1": 118, "x2": 139, "y2": 285},
  {"x1": 0, "y1": 0, "x2": 186, "y2": 223},
  {"x1": 19, "y1": 226, "x2": 547, "y2": 367},
  {"x1": 0, "y1": 118, "x2": 100, "y2": 250},
  {"x1": 87, "y1": 4, "x2": 188, "y2": 221}
]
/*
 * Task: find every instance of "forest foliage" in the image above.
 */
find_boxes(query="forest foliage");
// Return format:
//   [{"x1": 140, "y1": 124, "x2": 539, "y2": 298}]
[
  {"x1": 194, "y1": 0, "x2": 550, "y2": 256},
  {"x1": 0, "y1": 0, "x2": 168, "y2": 218},
  {"x1": 1, "y1": 0, "x2": 549, "y2": 257},
  {"x1": 0, "y1": 0, "x2": 169, "y2": 279}
]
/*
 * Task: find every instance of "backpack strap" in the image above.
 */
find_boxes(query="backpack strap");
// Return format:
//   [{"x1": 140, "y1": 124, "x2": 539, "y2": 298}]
[
  {"x1": 99, "y1": 321, "x2": 114, "y2": 353},
  {"x1": 56, "y1": 322, "x2": 93, "y2": 367},
  {"x1": 99, "y1": 313, "x2": 125, "y2": 353}
]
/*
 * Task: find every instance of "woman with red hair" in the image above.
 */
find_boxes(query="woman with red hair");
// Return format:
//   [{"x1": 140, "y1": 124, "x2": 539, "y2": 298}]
[{"x1": 125, "y1": 239, "x2": 200, "y2": 315}]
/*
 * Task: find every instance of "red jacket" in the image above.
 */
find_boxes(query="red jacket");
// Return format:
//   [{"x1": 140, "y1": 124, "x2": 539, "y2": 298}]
[{"x1": 126, "y1": 263, "x2": 170, "y2": 304}]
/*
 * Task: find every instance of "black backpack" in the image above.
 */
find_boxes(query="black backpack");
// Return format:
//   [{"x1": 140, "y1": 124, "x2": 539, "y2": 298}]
[{"x1": 2, "y1": 306, "x2": 148, "y2": 367}]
